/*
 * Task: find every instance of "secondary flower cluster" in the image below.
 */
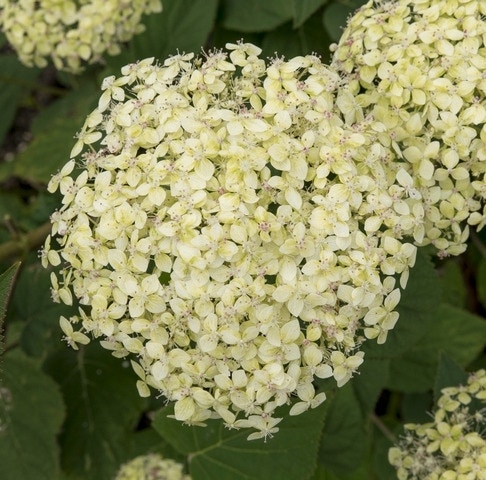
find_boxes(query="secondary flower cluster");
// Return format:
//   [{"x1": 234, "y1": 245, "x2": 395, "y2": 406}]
[
  {"x1": 42, "y1": 43, "x2": 421, "y2": 439},
  {"x1": 331, "y1": 0, "x2": 486, "y2": 257},
  {"x1": 389, "y1": 369, "x2": 486, "y2": 479},
  {"x1": 115, "y1": 453, "x2": 190, "y2": 480},
  {"x1": 0, "y1": 0, "x2": 162, "y2": 73}
]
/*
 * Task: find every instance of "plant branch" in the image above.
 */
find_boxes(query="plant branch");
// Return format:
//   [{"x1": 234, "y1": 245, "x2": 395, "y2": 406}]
[
  {"x1": 369, "y1": 412, "x2": 397, "y2": 443},
  {"x1": 0, "y1": 74, "x2": 66, "y2": 96},
  {"x1": 0, "y1": 221, "x2": 51, "y2": 262}
]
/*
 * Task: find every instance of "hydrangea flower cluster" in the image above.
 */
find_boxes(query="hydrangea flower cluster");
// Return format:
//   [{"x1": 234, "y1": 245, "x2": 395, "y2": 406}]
[
  {"x1": 0, "y1": 0, "x2": 162, "y2": 73},
  {"x1": 115, "y1": 453, "x2": 190, "y2": 480},
  {"x1": 42, "y1": 43, "x2": 421, "y2": 439},
  {"x1": 389, "y1": 369, "x2": 486, "y2": 479},
  {"x1": 331, "y1": 0, "x2": 486, "y2": 257}
]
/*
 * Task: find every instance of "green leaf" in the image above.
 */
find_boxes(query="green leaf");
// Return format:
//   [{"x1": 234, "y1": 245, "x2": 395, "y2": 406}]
[
  {"x1": 400, "y1": 392, "x2": 433, "y2": 424},
  {"x1": 373, "y1": 428, "x2": 396, "y2": 480},
  {"x1": 43, "y1": 342, "x2": 148, "y2": 480},
  {"x1": 439, "y1": 258, "x2": 468, "y2": 308},
  {"x1": 0, "y1": 262, "x2": 20, "y2": 326},
  {"x1": 107, "y1": 0, "x2": 219, "y2": 73},
  {"x1": 262, "y1": 10, "x2": 333, "y2": 60},
  {"x1": 0, "y1": 350, "x2": 65, "y2": 480},
  {"x1": 312, "y1": 462, "x2": 372, "y2": 480},
  {"x1": 319, "y1": 384, "x2": 366, "y2": 476},
  {"x1": 433, "y1": 353, "x2": 468, "y2": 403},
  {"x1": 222, "y1": 0, "x2": 293, "y2": 32},
  {"x1": 0, "y1": 56, "x2": 39, "y2": 146},
  {"x1": 322, "y1": 0, "x2": 366, "y2": 42},
  {"x1": 387, "y1": 304, "x2": 486, "y2": 392},
  {"x1": 363, "y1": 249, "x2": 441, "y2": 358},
  {"x1": 292, "y1": 0, "x2": 328, "y2": 28},
  {"x1": 153, "y1": 403, "x2": 327, "y2": 480},
  {"x1": 12, "y1": 263, "x2": 75, "y2": 358},
  {"x1": 124, "y1": 427, "x2": 186, "y2": 465},
  {"x1": 0, "y1": 84, "x2": 99, "y2": 185},
  {"x1": 477, "y1": 257, "x2": 486, "y2": 309},
  {"x1": 352, "y1": 357, "x2": 390, "y2": 414}
]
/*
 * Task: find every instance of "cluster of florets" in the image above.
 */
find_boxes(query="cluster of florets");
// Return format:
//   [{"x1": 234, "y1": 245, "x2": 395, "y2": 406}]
[
  {"x1": 0, "y1": 0, "x2": 162, "y2": 73},
  {"x1": 331, "y1": 0, "x2": 486, "y2": 257},
  {"x1": 389, "y1": 369, "x2": 486, "y2": 479},
  {"x1": 42, "y1": 42, "x2": 422, "y2": 439},
  {"x1": 114, "y1": 453, "x2": 190, "y2": 480}
]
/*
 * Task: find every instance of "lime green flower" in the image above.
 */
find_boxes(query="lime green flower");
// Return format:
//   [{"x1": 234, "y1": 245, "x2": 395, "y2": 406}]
[
  {"x1": 0, "y1": 0, "x2": 162, "y2": 73},
  {"x1": 115, "y1": 453, "x2": 190, "y2": 480},
  {"x1": 331, "y1": 0, "x2": 486, "y2": 257},
  {"x1": 389, "y1": 369, "x2": 486, "y2": 479}
]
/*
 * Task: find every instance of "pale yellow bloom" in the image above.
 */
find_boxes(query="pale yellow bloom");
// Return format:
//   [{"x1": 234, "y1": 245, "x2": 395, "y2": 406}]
[
  {"x1": 44, "y1": 43, "x2": 427, "y2": 438},
  {"x1": 0, "y1": 0, "x2": 162, "y2": 73},
  {"x1": 389, "y1": 369, "x2": 486, "y2": 480}
]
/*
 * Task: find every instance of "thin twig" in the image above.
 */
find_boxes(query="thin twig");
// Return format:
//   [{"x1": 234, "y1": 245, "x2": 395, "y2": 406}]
[
  {"x1": 0, "y1": 221, "x2": 51, "y2": 262},
  {"x1": 369, "y1": 412, "x2": 397, "y2": 443}
]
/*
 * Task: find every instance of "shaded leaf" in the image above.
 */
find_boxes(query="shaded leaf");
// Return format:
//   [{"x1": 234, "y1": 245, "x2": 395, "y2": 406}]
[
  {"x1": 0, "y1": 84, "x2": 98, "y2": 184},
  {"x1": 222, "y1": 0, "x2": 293, "y2": 32},
  {"x1": 0, "y1": 350, "x2": 65, "y2": 480},
  {"x1": 319, "y1": 384, "x2": 366, "y2": 476},
  {"x1": 363, "y1": 249, "x2": 441, "y2": 358},
  {"x1": 0, "y1": 56, "x2": 39, "y2": 146},
  {"x1": 387, "y1": 304, "x2": 486, "y2": 392},
  {"x1": 322, "y1": 0, "x2": 366, "y2": 42},
  {"x1": 352, "y1": 357, "x2": 390, "y2": 414},
  {"x1": 262, "y1": 11, "x2": 333, "y2": 61},
  {"x1": 107, "y1": 0, "x2": 219, "y2": 73},
  {"x1": 400, "y1": 392, "x2": 433, "y2": 424},
  {"x1": 13, "y1": 263, "x2": 75, "y2": 358},
  {"x1": 292, "y1": 0, "x2": 328, "y2": 28},
  {"x1": 0, "y1": 261, "x2": 20, "y2": 326},
  {"x1": 439, "y1": 258, "x2": 468, "y2": 309},
  {"x1": 477, "y1": 257, "x2": 486, "y2": 309},
  {"x1": 43, "y1": 342, "x2": 147, "y2": 480},
  {"x1": 373, "y1": 427, "x2": 396, "y2": 480},
  {"x1": 153, "y1": 403, "x2": 327, "y2": 480},
  {"x1": 434, "y1": 353, "x2": 468, "y2": 403}
]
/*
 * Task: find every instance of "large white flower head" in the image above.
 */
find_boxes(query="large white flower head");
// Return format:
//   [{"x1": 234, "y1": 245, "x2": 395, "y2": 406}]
[
  {"x1": 115, "y1": 453, "x2": 190, "y2": 480},
  {"x1": 0, "y1": 0, "x2": 162, "y2": 73},
  {"x1": 43, "y1": 43, "x2": 419, "y2": 439},
  {"x1": 389, "y1": 369, "x2": 486, "y2": 479},
  {"x1": 331, "y1": 0, "x2": 486, "y2": 257}
]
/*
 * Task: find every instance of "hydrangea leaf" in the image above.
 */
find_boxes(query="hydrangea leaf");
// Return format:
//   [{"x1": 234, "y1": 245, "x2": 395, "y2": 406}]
[
  {"x1": 0, "y1": 261, "x2": 20, "y2": 327},
  {"x1": 0, "y1": 55, "x2": 39, "y2": 148},
  {"x1": 400, "y1": 392, "x2": 434, "y2": 424},
  {"x1": 477, "y1": 257, "x2": 486, "y2": 310},
  {"x1": 387, "y1": 304, "x2": 486, "y2": 392},
  {"x1": 439, "y1": 258, "x2": 468, "y2": 308},
  {"x1": 153, "y1": 403, "x2": 327, "y2": 480},
  {"x1": 351, "y1": 357, "x2": 391, "y2": 414},
  {"x1": 434, "y1": 352, "x2": 469, "y2": 403},
  {"x1": 4, "y1": 84, "x2": 98, "y2": 184},
  {"x1": 363, "y1": 249, "x2": 441, "y2": 358},
  {"x1": 110, "y1": 0, "x2": 219, "y2": 72},
  {"x1": 222, "y1": 0, "x2": 293, "y2": 32},
  {"x1": 10, "y1": 264, "x2": 75, "y2": 358},
  {"x1": 262, "y1": 10, "x2": 332, "y2": 59},
  {"x1": 292, "y1": 0, "x2": 328, "y2": 28},
  {"x1": 322, "y1": 0, "x2": 366, "y2": 41},
  {"x1": 43, "y1": 342, "x2": 148, "y2": 480},
  {"x1": 0, "y1": 350, "x2": 65, "y2": 480},
  {"x1": 318, "y1": 384, "x2": 366, "y2": 476}
]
